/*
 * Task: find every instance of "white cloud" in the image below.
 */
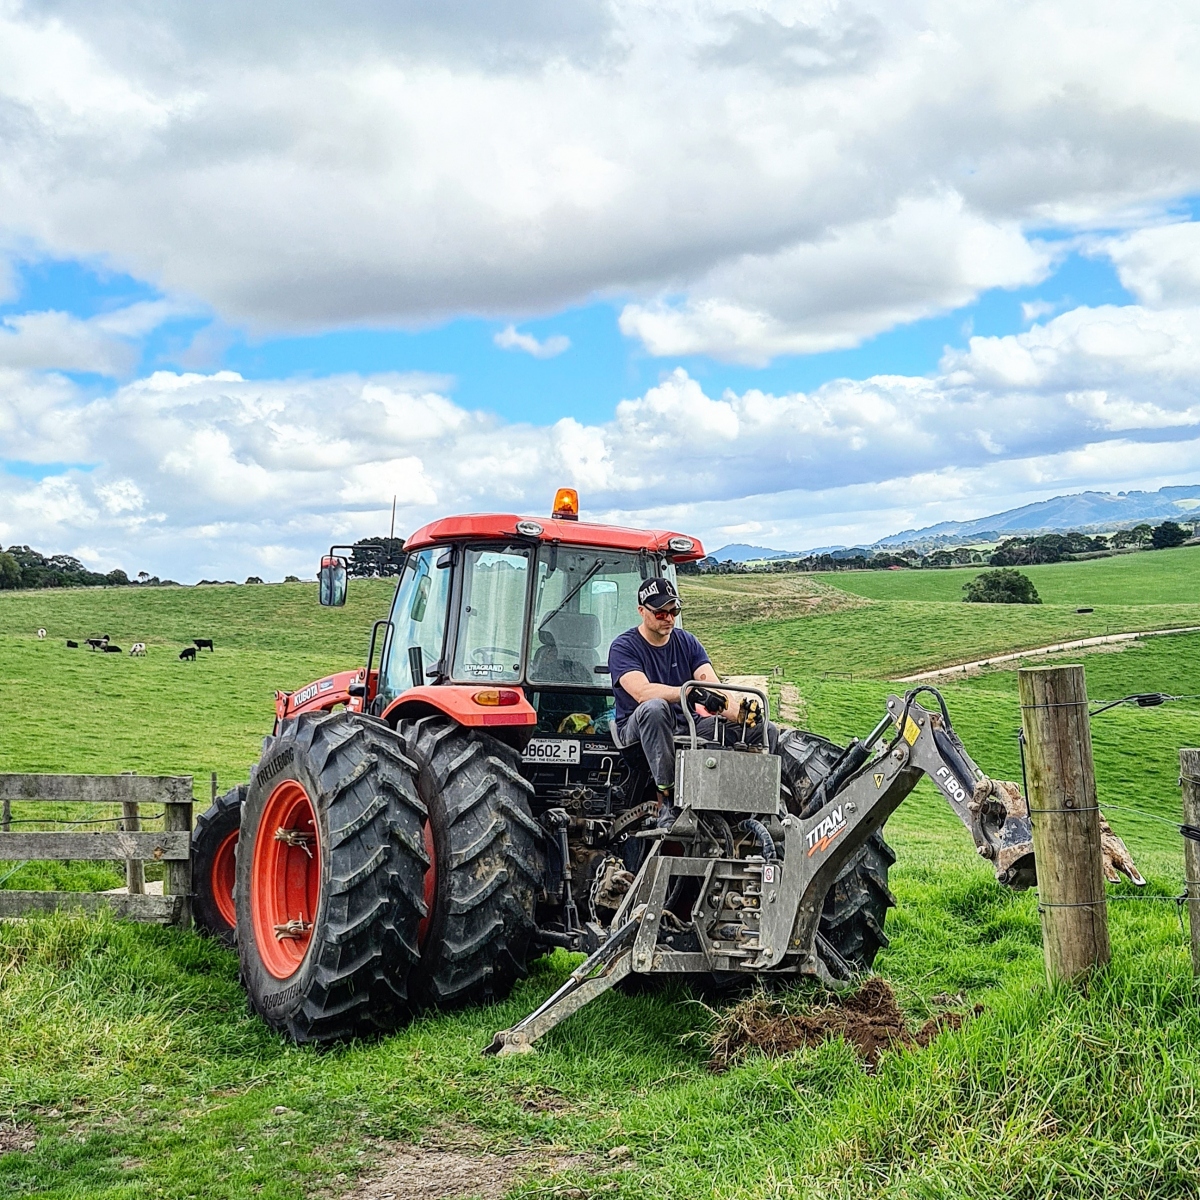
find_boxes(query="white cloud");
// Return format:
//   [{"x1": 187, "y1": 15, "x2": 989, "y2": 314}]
[
  {"x1": 493, "y1": 325, "x2": 571, "y2": 358},
  {"x1": 1103, "y1": 223, "x2": 1200, "y2": 308},
  {"x1": 4, "y1": 290, "x2": 1200, "y2": 579},
  {"x1": 0, "y1": 3, "x2": 1199, "y2": 360},
  {"x1": 620, "y1": 196, "x2": 1053, "y2": 365},
  {"x1": 1021, "y1": 299, "x2": 1058, "y2": 323},
  {"x1": 0, "y1": 300, "x2": 194, "y2": 376}
]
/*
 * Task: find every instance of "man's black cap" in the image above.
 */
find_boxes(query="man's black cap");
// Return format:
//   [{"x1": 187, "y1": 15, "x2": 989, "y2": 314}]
[{"x1": 637, "y1": 577, "x2": 682, "y2": 610}]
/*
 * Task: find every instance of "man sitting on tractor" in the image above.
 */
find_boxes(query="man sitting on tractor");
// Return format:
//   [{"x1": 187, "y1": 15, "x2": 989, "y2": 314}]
[{"x1": 609, "y1": 577, "x2": 780, "y2": 826}]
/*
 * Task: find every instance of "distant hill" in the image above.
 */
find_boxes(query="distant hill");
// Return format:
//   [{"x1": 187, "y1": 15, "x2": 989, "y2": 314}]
[
  {"x1": 874, "y1": 485, "x2": 1200, "y2": 549},
  {"x1": 707, "y1": 543, "x2": 794, "y2": 563}
]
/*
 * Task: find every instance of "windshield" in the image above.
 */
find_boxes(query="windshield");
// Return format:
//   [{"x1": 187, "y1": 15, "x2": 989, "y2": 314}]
[
  {"x1": 528, "y1": 547, "x2": 650, "y2": 686},
  {"x1": 380, "y1": 548, "x2": 453, "y2": 701},
  {"x1": 450, "y1": 544, "x2": 531, "y2": 682}
]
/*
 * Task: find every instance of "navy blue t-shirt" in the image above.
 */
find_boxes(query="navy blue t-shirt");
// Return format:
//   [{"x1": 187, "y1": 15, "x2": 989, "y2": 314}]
[{"x1": 608, "y1": 626, "x2": 711, "y2": 728}]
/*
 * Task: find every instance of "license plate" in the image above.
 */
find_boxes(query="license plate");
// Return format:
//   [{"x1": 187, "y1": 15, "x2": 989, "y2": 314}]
[{"x1": 522, "y1": 739, "x2": 581, "y2": 765}]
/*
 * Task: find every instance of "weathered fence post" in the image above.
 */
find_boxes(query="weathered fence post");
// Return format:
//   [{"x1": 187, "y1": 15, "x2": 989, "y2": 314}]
[
  {"x1": 163, "y1": 788, "x2": 194, "y2": 931},
  {"x1": 120, "y1": 770, "x2": 145, "y2": 896},
  {"x1": 211, "y1": 771, "x2": 218, "y2": 805},
  {"x1": 1179, "y1": 749, "x2": 1200, "y2": 976},
  {"x1": 1018, "y1": 664, "x2": 1111, "y2": 983},
  {"x1": 1, "y1": 794, "x2": 9, "y2": 833},
  {"x1": 122, "y1": 800, "x2": 146, "y2": 895}
]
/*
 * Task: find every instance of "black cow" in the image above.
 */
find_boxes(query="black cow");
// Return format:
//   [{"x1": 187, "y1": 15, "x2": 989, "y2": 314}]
[
  {"x1": 194, "y1": 638, "x2": 215, "y2": 652},
  {"x1": 85, "y1": 638, "x2": 106, "y2": 651},
  {"x1": 66, "y1": 640, "x2": 78, "y2": 648},
  {"x1": 179, "y1": 646, "x2": 197, "y2": 661},
  {"x1": 102, "y1": 644, "x2": 122, "y2": 654}
]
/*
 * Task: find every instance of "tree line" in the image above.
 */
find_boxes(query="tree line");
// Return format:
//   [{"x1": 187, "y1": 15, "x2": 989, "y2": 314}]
[{"x1": 680, "y1": 520, "x2": 1193, "y2": 575}]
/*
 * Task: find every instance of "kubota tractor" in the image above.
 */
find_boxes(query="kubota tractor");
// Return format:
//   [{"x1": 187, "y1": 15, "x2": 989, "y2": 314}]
[{"x1": 193, "y1": 489, "x2": 1050, "y2": 1046}]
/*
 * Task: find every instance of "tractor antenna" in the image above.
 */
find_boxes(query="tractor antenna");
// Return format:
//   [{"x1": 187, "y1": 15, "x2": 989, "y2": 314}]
[{"x1": 389, "y1": 495, "x2": 396, "y2": 540}]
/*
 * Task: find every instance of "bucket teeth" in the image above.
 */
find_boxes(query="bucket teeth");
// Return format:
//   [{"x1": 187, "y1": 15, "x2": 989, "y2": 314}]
[{"x1": 274, "y1": 827, "x2": 315, "y2": 857}]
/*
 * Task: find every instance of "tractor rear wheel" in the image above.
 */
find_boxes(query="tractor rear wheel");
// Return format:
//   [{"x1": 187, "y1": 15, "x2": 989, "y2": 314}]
[
  {"x1": 817, "y1": 828, "x2": 896, "y2": 978},
  {"x1": 192, "y1": 784, "x2": 245, "y2": 945},
  {"x1": 397, "y1": 718, "x2": 543, "y2": 1010},
  {"x1": 236, "y1": 712, "x2": 427, "y2": 1043}
]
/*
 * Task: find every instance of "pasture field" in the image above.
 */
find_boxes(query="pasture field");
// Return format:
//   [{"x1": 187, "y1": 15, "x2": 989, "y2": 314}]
[{"x1": 1, "y1": 564, "x2": 1200, "y2": 1199}]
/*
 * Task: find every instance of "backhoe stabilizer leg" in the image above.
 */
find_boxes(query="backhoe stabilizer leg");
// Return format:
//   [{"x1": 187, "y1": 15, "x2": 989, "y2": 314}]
[{"x1": 484, "y1": 909, "x2": 643, "y2": 1056}]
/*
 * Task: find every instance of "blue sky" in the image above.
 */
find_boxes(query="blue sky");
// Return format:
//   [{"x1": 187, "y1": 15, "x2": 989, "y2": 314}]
[
  {"x1": 2, "y1": 2, "x2": 1200, "y2": 581},
  {"x1": 0, "y1": 242, "x2": 1138, "y2": 426}
]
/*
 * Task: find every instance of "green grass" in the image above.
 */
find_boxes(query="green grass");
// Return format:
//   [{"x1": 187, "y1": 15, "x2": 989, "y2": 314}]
[
  {"x1": 3, "y1": 566, "x2": 1200, "y2": 1198},
  {"x1": 813, "y1": 544, "x2": 1200, "y2": 606}
]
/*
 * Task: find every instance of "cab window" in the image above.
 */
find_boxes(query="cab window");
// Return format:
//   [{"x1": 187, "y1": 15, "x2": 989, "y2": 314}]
[
  {"x1": 381, "y1": 548, "x2": 452, "y2": 701},
  {"x1": 450, "y1": 545, "x2": 531, "y2": 683}
]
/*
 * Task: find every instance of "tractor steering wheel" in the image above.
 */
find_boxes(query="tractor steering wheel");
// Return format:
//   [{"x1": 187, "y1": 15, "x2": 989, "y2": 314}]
[{"x1": 470, "y1": 646, "x2": 520, "y2": 666}]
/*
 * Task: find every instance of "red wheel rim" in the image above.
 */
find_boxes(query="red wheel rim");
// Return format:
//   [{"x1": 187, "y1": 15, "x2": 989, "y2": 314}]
[
  {"x1": 418, "y1": 819, "x2": 436, "y2": 949},
  {"x1": 251, "y1": 780, "x2": 320, "y2": 980},
  {"x1": 212, "y1": 830, "x2": 238, "y2": 928}
]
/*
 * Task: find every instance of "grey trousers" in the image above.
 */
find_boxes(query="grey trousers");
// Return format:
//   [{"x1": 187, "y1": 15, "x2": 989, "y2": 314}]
[{"x1": 616, "y1": 697, "x2": 780, "y2": 789}]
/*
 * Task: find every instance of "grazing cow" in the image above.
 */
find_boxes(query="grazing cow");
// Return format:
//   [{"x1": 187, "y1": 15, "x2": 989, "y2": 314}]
[
  {"x1": 36, "y1": 628, "x2": 46, "y2": 639},
  {"x1": 102, "y1": 644, "x2": 122, "y2": 654},
  {"x1": 130, "y1": 642, "x2": 147, "y2": 656},
  {"x1": 194, "y1": 638, "x2": 215, "y2": 652},
  {"x1": 66, "y1": 640, "x2": 79, "y2": 648},
  {"x1": 179, "y1": 646, "x2": 197, "y2": 661},
  {"x1": 85, "y1": 638, "x2": 106, "y2": 651}
]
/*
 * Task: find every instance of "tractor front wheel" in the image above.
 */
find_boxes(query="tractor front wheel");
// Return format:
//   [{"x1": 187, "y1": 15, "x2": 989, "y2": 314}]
[
  {"x1": 191, "y1": 784, "x2": 245, "y2": 945},
  {"x1": 397, "y1": 718, "x2": 543, "y2": 1010},
  {"x1": 817, "y1": 828, "x2": 896, "y2": 978},
  {"x1": 235, "y1": 712, "x2": 428, "y2": 1043}
]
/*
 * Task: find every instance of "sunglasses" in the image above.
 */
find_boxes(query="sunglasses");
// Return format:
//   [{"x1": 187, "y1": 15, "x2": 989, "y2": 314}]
[{"x1": 648, "y1": 606, "x2": 681, "y2": 618}]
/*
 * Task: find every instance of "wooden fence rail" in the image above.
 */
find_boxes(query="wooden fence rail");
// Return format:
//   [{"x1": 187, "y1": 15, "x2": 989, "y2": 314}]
[{"x1": 0, "y1": 773, "x2": 194, "y2": 927}]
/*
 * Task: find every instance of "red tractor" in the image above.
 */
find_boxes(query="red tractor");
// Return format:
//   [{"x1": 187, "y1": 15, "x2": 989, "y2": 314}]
[{"x1": 193, "y1": 490, "x2": 1026, "y2": 1045}]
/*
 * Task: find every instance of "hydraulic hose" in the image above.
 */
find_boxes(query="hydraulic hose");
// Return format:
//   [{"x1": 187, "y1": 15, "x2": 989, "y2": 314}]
[{"x1": 738, "y1": 817, "x2": 777, "y2": 861}]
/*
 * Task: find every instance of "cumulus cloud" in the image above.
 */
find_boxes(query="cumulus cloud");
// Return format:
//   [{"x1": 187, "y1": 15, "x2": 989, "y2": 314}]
[
  {"x1": 620, "y1": 197, "x2": 1054, "y2": 364},
  {"x1": 1104, "y1": 223, "x2": 1200, "y2": 308},
  {"x1": 0, "y1": 300, "x2": 193, "y2": 375},
  {"x1": 4, "y1": 289, "x2": 1200, "y2": 579},
  {"x1": 1, "y1": 3, "x2": 1199, "y2": 360},
  {"x1": 493, "y1": 325, "x2": 571, "y2": 358}
]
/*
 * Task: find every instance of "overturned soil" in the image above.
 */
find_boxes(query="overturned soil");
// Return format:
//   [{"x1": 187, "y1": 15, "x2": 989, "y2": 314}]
[
  {"x1": 0, "y1": 1121, "x2": 35, "y2": 1154},
  {"x1": 347, "y1": 1134, "x2": 594, "y2": 1200},
  {"x1": 708, "y1": 977, "x2": 982, "y2": 1070}
]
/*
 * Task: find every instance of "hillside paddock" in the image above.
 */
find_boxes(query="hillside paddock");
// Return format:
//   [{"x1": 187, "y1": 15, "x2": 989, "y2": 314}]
[{"x1": 2, "y1": 551, "x2": 1200, "y2": 1198}]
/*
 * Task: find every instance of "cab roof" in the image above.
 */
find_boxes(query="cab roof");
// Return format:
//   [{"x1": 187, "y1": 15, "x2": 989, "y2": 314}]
[{"x1": 404, "y1": 513, "x2": 706, "y2": 562}]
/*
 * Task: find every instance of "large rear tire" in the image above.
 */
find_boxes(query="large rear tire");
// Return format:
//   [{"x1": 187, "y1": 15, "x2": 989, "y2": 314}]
[
  {"x1": 817, "y1": 829, "x2": 896, "y2": 978},
  {"x1": 236, "y1": 712, "x2": 427, "y2": 1043},
  {"x1": 397, "y1": 717, "x2": 543, "y2": 1009},
  {"x1": 192, "y1": 784, "x2": 245, "y2": 945}
]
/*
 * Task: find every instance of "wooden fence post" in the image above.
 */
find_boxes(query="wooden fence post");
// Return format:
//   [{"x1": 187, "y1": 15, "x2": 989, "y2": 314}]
[
  {"x1": 122, "y1": 800, "x2": 145, "y2": 895},
  {"x1": 163, "y1": 793, "x2": 193, "y2": 930},
  {"x1": 211, "y1": 771, "x2": 218, "y2": 806},
  {"x1": 1179, "y1": 749, "x2": 1200, "y2": 977},
  {"x1": 1018, "y1": 664, "x2": 1110, "y2": 983},
  {"x1": 120, "y1": 770, "x2": 144, "y2": 896}
]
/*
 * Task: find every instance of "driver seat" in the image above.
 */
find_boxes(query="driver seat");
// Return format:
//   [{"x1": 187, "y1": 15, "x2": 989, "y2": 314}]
[{"x1": 531, "y1": 612, "x2": 602, "y2": 684}]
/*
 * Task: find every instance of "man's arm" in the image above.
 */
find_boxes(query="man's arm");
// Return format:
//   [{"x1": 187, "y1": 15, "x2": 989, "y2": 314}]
[{"x1": 617, "y1": 662, "x2": 722, "y2": 706}]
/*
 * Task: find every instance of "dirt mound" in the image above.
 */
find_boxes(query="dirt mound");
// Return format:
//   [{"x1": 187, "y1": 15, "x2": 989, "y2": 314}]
[
  {"x1": 707, "y1": 978, "x2": 981, "y2": 1070},
  {"x1": 0, "y1": 1121, "x2": 35, "y2": 1154}
]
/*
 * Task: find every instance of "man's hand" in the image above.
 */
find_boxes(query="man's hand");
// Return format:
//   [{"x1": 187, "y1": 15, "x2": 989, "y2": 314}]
[{"x1": 691, "y1": 686, "x2": 728, "y2": 714}]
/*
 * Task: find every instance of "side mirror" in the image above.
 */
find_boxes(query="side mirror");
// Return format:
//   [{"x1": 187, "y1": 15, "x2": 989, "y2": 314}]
[{"x1": 319, "y1": 556, "x2": 348, "y2": 607}]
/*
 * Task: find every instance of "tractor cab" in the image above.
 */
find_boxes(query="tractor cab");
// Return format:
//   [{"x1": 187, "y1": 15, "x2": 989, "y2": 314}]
[{"x1": 317, "y1": 489, "x2": 705, "y2": 752}]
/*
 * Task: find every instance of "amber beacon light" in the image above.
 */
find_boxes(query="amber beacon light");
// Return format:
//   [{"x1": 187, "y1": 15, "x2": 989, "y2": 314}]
[{"x1": 551, "y1": 487, "x2": 580, "y2": 521}]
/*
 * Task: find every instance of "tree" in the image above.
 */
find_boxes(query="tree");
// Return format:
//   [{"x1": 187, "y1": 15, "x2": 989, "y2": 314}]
[
  {"x1": 348, "y1": 536, "x2": 406, "y2": 578},
  {"x1": 0, "y1": 552, "x2": 19, "y2": 590},
  {"x1": 963, "y1": 568, "x2": 1041, "y2": 604},
  {"x1": 1151, "y1": 520, "x2": 1188, "y2": 550}
]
